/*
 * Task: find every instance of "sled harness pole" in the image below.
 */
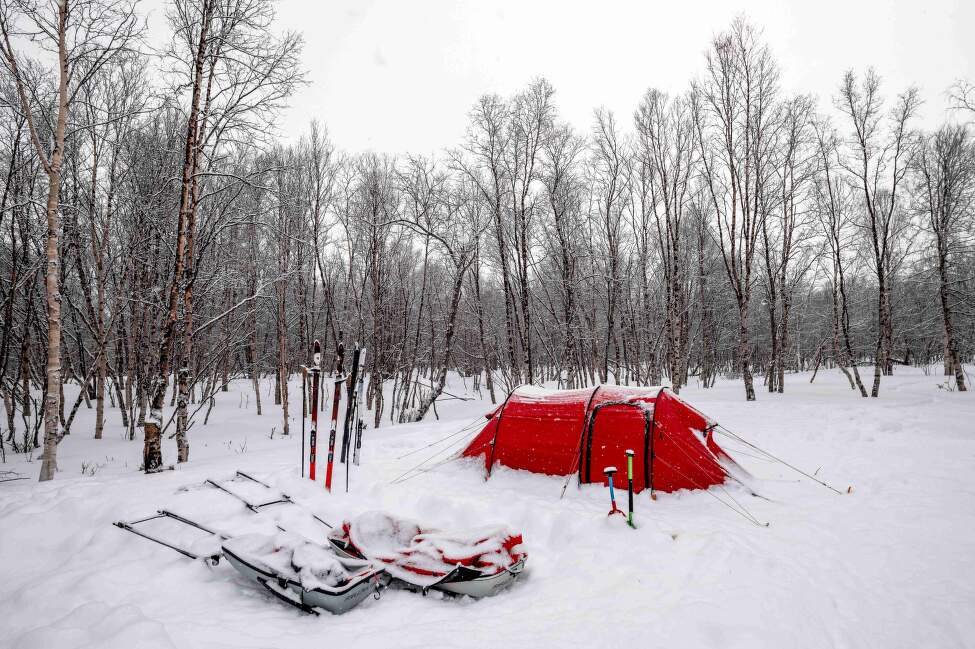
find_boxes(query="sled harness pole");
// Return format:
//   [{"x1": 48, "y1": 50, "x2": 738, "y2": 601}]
[{"x1": 113, "y1": 510, "x2": 224, "y2": 564}]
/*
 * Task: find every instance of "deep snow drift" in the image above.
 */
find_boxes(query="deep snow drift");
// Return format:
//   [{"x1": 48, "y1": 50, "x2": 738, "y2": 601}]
[{"x1": 1, "y1": 366, "x2": 974, "y2": 649}]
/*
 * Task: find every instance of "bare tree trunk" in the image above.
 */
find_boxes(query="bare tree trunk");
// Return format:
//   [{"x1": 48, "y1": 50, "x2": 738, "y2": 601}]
[
  {"x1": 144, "y1": 0, "x2": 214, "y2": 471},
  {"x1": 739, "y1": 302, "x2": 756, "y2": 401},
  {"x1": 830, "y1": 264, "x2": 856, "y2": 389},
  {"x1": 471, "y1": 247, "x2": 495, "y2": 403},
  {"x1": 0, "y1": 1, "x2": 74, "y2": 480}
]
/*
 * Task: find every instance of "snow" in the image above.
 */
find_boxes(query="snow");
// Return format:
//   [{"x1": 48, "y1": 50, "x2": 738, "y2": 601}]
[
  {"x1": 291, "y1": 542, "x2": 353, "y2": 591},
  {"x1": 221, "y1": 532, "x2": 352, "y2": 590},
  {"x1": 2, "y1": 366, "x2": 975, "y2": 648}
]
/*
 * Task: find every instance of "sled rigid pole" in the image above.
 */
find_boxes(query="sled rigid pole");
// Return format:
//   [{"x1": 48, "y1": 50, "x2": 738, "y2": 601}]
[
  {"x1": 114, "y1": 510, "x2": 224, "y2": 564},
  {"x1": 207, "y1": 471, "x2": 335, "y2": 528},
  {"x1": 205, "y1": 477, "x2": 290, "y2": 513}
]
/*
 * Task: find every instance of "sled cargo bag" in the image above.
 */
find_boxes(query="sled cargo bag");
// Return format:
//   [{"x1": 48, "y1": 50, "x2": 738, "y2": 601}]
[{"x1": 327, "y1": 511, "x2": 527, "y2": 598}]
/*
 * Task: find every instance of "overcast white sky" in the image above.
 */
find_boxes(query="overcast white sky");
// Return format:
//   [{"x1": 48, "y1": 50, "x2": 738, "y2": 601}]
[{"x1": 150, "y1": 0, "x2": 975, "y2": 154}]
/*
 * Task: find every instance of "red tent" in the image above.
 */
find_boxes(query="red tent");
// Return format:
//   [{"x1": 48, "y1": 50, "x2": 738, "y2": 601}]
[{"x1": 461, "y1": 385, "x2": 741, "y2": 494}]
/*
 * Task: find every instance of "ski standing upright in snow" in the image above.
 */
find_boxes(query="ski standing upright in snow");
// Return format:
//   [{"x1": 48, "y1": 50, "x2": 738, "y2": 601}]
[
  {"x1": 307, "y1": 341, "x2": 322, "y2": 481},
  {"x1": 325, "y1": 336, "x2": 345, "y2": 492}
]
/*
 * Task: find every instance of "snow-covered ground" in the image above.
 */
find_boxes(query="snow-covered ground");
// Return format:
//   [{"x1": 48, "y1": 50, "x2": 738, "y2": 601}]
[{"x1": 1, "y1": 366, "x2": 974, "y2": 649}]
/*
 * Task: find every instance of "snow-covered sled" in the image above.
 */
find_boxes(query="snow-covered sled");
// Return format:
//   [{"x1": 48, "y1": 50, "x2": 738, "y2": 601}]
[
  {"x1": 222, "y1": 532, "x2": 386, "y2": 615},
  {"x1": 114, "y1": 490, "x2": 383, "y2": 615},
  {"x1": 327, "y1": 511, "x2": 527, "y2": 598}
]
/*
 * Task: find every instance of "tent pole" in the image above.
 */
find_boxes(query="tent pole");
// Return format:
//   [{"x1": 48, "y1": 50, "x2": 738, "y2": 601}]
[
  {"x1": 648, "y1": 387, "x2": 666, "y2": 500},
  {"x1": 560, "y1": 385, "x2": 602, "y2": 498},
  {"x1": 485, "y1": 385, "x2": 521, "y2": 478}
]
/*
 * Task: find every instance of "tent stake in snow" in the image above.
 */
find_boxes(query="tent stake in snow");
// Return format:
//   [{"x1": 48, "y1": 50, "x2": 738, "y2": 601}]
[
  {"x1": 308, "y1": 341, "x2": 322, "y2": 481},
  {"x1": 325, "y1": 336, "x2": 345, "y2": 492},
  {"x1": 626, "y1": 449, "x2": 636, "y2": 529},
  {"x1": 603, "y1": 467, "x2": 625, "y2": 518}
]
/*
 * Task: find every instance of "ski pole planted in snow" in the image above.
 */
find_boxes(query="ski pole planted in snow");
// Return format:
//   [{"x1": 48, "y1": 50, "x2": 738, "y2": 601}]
[
  {"x1": 342, "y1": 346, "x2": 365, "y2": 492},
  {"x1": 626, "y1": 449, "x2": 636, "y2": 529},
  {"x1": 308, "y1": 342, "x2": 322, "y2": 481},
  {"x1": 604, "y1": 467, "x2": 624, "y2": 517},
  {"x1": 352, "y1": 349, "x2": 367, "y2": 467},
  {"x1": 340, "y1": 346, "x2": 361, "y2": 466},
  {"x1": 300, "y1": 366, "x2": 307, "y2": 478}
]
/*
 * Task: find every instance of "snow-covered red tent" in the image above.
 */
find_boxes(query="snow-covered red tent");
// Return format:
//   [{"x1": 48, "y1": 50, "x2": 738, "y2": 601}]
[{"x1": 461, "y1": 385, "x2": 741, "y2": 494}]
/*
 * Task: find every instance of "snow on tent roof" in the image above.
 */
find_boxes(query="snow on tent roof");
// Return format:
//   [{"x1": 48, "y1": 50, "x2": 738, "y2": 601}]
[{"x1": 461, "y1": 385, "x2": 739, "y2": 494}]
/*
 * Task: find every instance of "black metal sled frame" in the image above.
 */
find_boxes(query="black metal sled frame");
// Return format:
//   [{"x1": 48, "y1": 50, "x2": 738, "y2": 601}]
[
  {"x1": 205, "y1": 471, "x2": 292, "y2": 511},
  {"x1": 118, "y1": 472, "x2": 332, "y2": 565},
  {"x1": 114, "y1": 509, "x2": 226, "y2": 564},
  {"x1": 205, "y1": 471, "x2": 333, "y2": 529},
  {"x1": 114, "y1": 509, "x2": 373, "y2": 615}
]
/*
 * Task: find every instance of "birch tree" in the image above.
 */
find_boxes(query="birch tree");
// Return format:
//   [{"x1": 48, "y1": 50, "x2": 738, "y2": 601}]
[
  {"x1": 0, "y1": 0, "x2": 142, "y2": 479},
  {"x1": 836, "y1": 69, "x2": 919, "y2": 397}
]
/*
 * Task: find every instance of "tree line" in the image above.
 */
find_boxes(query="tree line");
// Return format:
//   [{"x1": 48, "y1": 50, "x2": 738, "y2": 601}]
[{"x1": 0, "y1": 3, "x2": 972, "y2": 479}]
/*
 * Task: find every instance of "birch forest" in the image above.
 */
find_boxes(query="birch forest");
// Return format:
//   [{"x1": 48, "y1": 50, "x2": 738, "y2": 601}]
[{"x1": 1, "y1": 2, "x2": 973, "y2": 479}]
